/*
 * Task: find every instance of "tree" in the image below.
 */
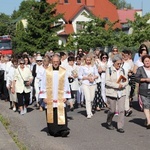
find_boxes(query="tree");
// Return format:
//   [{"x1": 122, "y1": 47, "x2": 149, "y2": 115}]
[
  {"x1": 109, "y1": 0, "x2": 132, "y2": 9},
  {"x1": 75, "y1": 15, "x2": 118, "y2": 52},
  {"x1": 129, "y1": 13, "x2": 150, "y2": 46},
  {"x1": 0, "y1": 13, "x2": 11, "y2": 35},
  {"x1": 13, "y1": 0, "x2": 63, "y2": 54}
]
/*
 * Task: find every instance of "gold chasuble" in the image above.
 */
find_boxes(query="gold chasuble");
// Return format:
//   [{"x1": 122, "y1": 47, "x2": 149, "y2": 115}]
[{"x1": 46, "y1": 66, "x2": 66, "y2": 125}]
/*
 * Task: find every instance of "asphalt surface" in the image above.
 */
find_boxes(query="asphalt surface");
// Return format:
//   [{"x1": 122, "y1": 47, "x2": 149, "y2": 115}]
[{"x1": 0, "y1": 98, "x2": 150, "y2": 150}]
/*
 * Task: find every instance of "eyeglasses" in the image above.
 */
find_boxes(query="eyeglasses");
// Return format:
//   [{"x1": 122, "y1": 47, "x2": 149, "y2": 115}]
[
  {"x1": 20, "y1": 63, "x2": 25, "y2": 65},
  {"x1": 113, "y1": 50, "x2": 118, "y2": 52},
  {"x1": 102, "y1": 57, "x2": 108, "y2": 59},
  {"x1": 116, "y1": 63, "x2": 122, "y2": 66},
  {"x1": 37, "y1": 60, "x2": 42, "y2": 62}
]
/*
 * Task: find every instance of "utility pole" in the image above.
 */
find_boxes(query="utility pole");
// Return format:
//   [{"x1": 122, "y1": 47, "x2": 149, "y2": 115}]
[{"x1": 141, "y1": 0, "x2": 143, "y2": 16}]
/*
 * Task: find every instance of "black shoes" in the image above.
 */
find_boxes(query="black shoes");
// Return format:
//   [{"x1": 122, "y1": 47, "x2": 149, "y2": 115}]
[
  {"x1": 70, "y1": 107, "x2": 74, "y2": 111},
  {"x1": 146, "y1": 124, "x2": 150, "y2": 129},
  {"x1": 47, "y1": 132, "x2": 51, "y2": 136},
  {"x1": 61, "y1": 130, "x2": 70, "y2": 137},
  {"x1": 106, "y1": 123, "x2": 114, "y2": 130},
  {"x1": 47, "y1": 130, "x2": 70, "y2": 137},
  {"x1": 106, "y1": 123, "x2": 125, "y2": 133},
  {"x1": 117, "y1": 128, "x2": 125, "y2": 133},
  {"x1": 125, "y1": 109, "x2": 132, "y2": 117}
]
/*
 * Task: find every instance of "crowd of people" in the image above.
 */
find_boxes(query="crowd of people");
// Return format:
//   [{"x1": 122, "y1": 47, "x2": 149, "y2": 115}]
[{"x1": 0, "y1": 44, "x2": 150, "y2": 137}]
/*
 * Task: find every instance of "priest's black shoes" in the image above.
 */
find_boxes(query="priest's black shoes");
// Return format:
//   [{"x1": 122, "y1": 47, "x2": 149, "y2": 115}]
[
  {"x1": 47, "y1": 132, "x2": 51, "y2": 136},
  {"x1": 61, "y1": 130, "x2": 70, "y2": 137}
]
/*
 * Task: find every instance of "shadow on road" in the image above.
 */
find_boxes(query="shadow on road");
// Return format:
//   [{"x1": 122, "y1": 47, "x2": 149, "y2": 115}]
[
  {"x1": 41, "y1": 127, "x2": 48, "y2": 134},
  {"x1": 101, "y1": 121, "x2": 117, "y2": 130},
  {"x1": 131, "y1": 101, "x2": 142, "y2": 112},
  {"x1": 77, "y1": 110, "x2": 86, "y2": 117},
  {"x1": 27, "y1": 107, "x2": 34, "y2": 113},
  {"x1": 67, "y1": 116, "x2": 74, "y2": 120},
  {"x1": 129, "y1": 118, "x2": 146, "y2": 127}
]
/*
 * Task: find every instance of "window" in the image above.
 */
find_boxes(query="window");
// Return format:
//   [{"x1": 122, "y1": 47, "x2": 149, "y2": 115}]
[
  {"x1": 103, "y1": 17, "x2": 108, "y2": 21},
  {"x1": 77, "y1": 0, "x2": 81, "y2": 3},
  {"x1": 64, "y1": 0, "x2": 68, "y2": 3},
  {"x1": 76, "y1": 21, "x2": 84, "y2": 32},
  {"x1": 0, "y1": 40, "x2": 12, "y2": 50}
]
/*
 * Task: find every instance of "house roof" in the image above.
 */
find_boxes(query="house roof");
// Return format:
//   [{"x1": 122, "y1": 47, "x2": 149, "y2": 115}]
[
  {"x1": 59, "y1": 24, "x2": 74, "y2": 35},
  {"x1": 47, "y1": 0, "x2": 121, "y2": 34},
  {"x1": 117, "y1": 9, "x2": 137, "y2": 24},
  {"x1": 69, "y1": 6, "x2": 92, "y2": 22}
]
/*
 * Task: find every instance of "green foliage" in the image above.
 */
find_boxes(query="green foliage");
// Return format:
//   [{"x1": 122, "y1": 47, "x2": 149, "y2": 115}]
[
  {"x1": 129, "y1": 13, "x2": 150, "y2": 46},
  {"x1": 0, "y1": 13, "x2": 11, "y2": 35},
  {"x1": 75, "y1": 15, "x2": 118, "y2": 51},
  {"x1": 1, "y1": 0, "x2": 150, "y2": 55},
  {"x1": 109, "y1": 0, "x2": 132, "y2": 9},
  {"x1": 65, "y1": 34, "x2": 77, "y2": 51},
  {"x1": 74, "y1": 13, "x2": 150, "y2": 53},
  {"x1": 13, "y1": 0, "x2": 63, "y2": 54}
]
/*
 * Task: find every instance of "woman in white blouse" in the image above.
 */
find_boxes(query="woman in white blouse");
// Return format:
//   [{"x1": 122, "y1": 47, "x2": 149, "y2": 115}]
[
  {"x1": 79, "y1": 54, "x2": 99, "y2": 119},
  {"x1": 66, "y1": 56, "x2": 79, "y2": 111},
  {"x1": 98, "y1": 52, "x2": 109, "y2": 107},
  {"x1": 12, "y1": 59, "x2": 33, "y2": 115},
  {"x1": 6, "y1": 58, "x2": 18, "y2": 111}
]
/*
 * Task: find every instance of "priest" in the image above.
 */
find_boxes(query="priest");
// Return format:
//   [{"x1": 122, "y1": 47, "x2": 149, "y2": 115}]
[{"x1": 40, "y1": 54, "x2": 71, "y2": 137}]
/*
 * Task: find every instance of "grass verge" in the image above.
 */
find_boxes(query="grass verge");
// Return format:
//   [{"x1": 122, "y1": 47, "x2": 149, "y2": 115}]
[{"x1": 0, "y1": 114, "x2": 27, "y2": 150}]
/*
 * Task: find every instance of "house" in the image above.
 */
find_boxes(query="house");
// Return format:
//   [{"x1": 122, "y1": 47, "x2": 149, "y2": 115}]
[
  {"x1": 47, "y1": 0, "x2": 121, "y2": 46},
  {"x1": 117, "y1": 8, "x2": 142, "y2": 34}
]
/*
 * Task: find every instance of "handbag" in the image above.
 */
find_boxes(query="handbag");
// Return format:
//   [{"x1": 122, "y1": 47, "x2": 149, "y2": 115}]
[
  {"x1": 0, "y1": 70, "x2": 4, "y2": 80},
  {"x1": 68, "y1": 77, "x2": 74, "y2": 83},
  {"x1": 24, "y1": 81, "x2": 29, "y2": 86},
  {"x1": 18, "y1": 68, "x2": 29, "y2": 87}
]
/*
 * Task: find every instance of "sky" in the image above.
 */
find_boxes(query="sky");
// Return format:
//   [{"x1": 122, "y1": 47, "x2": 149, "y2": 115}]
[{"x1": 0, "y1": 0, "x2": 150, "y2": 16}]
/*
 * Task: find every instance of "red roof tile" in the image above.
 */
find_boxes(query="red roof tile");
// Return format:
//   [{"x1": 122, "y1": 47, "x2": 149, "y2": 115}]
[
  {"x1": 117, "y1": 9, "x2": 136, "y2": 24},
  {"x1": 59, "y1": 24, "x2": 74, "y2": 35},
  {"x1": 47, "y1": 0, "x2": 121, "y2": 34}
]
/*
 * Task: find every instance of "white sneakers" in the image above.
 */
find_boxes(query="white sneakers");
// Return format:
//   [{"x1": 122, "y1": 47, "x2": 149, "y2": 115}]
[
  {"x1": 20, "y1": 110, "x2": 24, "y2": 115},
  {"x1": 87, "y1": 113, "x2": 93, "y2": 119},
  {"x1": 13, "y1": 107, "x2": 16, "y2": 112},
  {"x1": 24, "y1": 108, "x2": 27, "y2": 114},
  {"x1": 20, "y1": 107, "x2": 27, "y2": 115},
  {"x1": 87, "y1": 115, "x2": 91, "y2": 119}
]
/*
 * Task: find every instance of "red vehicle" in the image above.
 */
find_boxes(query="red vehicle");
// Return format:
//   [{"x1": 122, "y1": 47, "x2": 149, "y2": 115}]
[{"x1": 0, "y1": 35, "x2": 13, "y2": 55}]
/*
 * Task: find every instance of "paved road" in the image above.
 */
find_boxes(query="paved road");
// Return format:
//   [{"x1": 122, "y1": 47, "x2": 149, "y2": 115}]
[{"x1": 0, "y1": 98, "x2": 150, "y2": 150}]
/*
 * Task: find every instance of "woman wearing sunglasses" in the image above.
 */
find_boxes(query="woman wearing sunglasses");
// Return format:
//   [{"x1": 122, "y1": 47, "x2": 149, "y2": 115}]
[
  {"x1": 99, "y1": 52, "x2": 109, "y2": 107},
  {"x1": 12, "y1": 59, "x2": 33, "y2": 115}
]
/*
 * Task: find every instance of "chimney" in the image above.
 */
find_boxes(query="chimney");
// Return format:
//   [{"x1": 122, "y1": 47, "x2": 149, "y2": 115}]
[{"x1": 86, "y1": 0, "x2": 94, "y2": 7}]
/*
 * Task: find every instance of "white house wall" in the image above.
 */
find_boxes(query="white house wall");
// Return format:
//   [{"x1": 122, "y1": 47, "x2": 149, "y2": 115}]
[
  {"x1": 56, "y1": 18, "x2": 66, "y2": 34},
  {"x1": 72, "y1": 9, "x2": 91, "y2": 33},
  {"x1": 57, "y1": 9, "x2": 91, "y2": 45},
  {"x1": 58, "y1": 37, "x2": 67, "y2": 46}
]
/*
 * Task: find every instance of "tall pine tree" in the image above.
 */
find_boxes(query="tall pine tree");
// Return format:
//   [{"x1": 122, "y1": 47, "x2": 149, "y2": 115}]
[{"x1": 15, "y1": 0, "x2": 63, "y2": 54}]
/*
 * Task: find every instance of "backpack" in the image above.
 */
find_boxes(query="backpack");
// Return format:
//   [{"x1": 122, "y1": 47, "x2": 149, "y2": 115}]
[{"x1": 108, "y1": 67, "x2": 125, "y2": 76}]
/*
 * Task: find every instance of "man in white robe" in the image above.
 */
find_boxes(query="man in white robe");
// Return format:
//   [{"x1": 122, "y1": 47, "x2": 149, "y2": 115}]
[{"x1": 40, "y1": 54, "x2": 71, "y2": 137}]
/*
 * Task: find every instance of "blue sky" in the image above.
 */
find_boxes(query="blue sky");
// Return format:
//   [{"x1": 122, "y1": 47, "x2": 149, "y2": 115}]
[
  {"x1": 0, "y1": 0, "x2": 150, "y2": 16},
  {"x1": 126, "y1": 0, "x2": 150, "y2": 15}
]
